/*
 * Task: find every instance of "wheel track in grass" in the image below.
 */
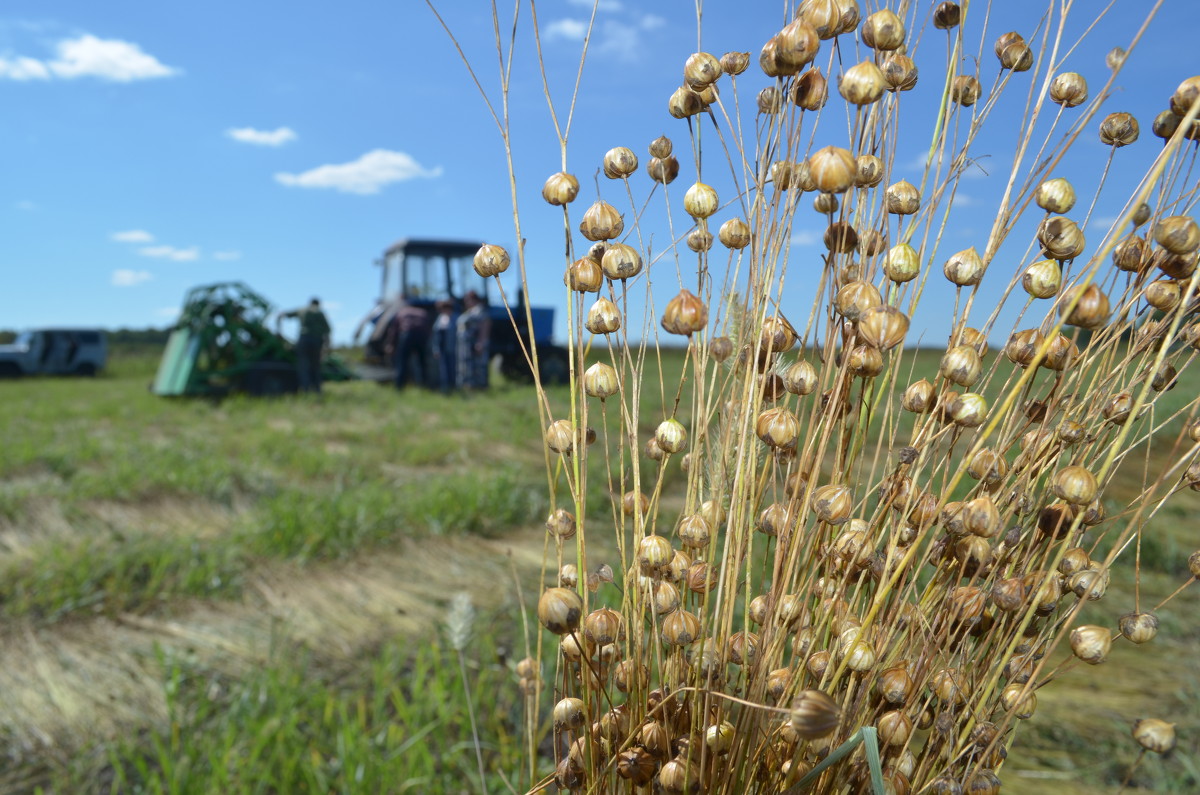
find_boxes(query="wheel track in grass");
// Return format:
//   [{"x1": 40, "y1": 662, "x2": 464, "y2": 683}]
[{"x1": 0, "y1": 524, "x2": 574, "y2": 772}]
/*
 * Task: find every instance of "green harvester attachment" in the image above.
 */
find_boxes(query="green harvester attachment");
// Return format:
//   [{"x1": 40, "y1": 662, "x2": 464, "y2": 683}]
[{"x1": 152, "y1": 282, "x2": 353, "y2": 396}]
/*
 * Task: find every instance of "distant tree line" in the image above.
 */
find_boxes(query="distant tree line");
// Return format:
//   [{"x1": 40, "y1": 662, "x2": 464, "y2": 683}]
[{"x1": 0, "y1": 327, "x2": 172, "y2": 345}]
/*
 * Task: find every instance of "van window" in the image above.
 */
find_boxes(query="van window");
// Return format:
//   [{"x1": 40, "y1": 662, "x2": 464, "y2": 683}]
[{"x1": 77, "y1": 332, "x2": 102, "y2": 344}]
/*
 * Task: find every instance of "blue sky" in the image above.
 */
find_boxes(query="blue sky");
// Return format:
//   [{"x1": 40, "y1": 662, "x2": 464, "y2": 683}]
[{"x1": 2, "y1": 1, "x2": 1197, "y2": 344}]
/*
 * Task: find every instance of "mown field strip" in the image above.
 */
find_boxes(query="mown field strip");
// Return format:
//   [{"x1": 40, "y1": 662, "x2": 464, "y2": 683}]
[{"x1": 0, "y1": 527, "x2": 553, "y2": 760}]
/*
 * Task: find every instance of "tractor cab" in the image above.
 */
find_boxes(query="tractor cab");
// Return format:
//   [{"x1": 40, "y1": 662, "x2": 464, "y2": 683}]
[
  {"x1": 362, "y1": 238, "x2": 567, "y2": 383},
  {"x1": 379, "y1": 238, "x2": 489, "y2": 308}
]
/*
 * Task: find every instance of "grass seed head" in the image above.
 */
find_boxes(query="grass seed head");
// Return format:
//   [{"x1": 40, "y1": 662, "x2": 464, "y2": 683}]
[
  {"x1": 719, "y1": 51, "x2": 749, "y2": 75},
  {"x1": 1132, "y1": 718, "x2": 1177, "y2": 753},
  {"x1": 788, "y1": 689, "x2": 840, "y2": 738},
  {"x1": 579, "y1": 199, "x2": 624, "y2": 241},
  {"x1": 885, "y1": 179, "x2": 921, "y2": 214},
  {"x1": 1154, "y1": 215, "x2": 1200, "y2": 256},
  {"x1": 792, "y1": 67, "x2": 829, "y2": 110},
  {"x1": 662, "y1": 290, "x2": 709, "y2": 335},
  {"x1": 472, "y1": 243, "x2": 510, "y2": 277},
  {"x1": 944, "y1": 247, "x2": 985, "y2": 286},
  {"x1": 933, "y1": 1, "x2": 961, "y2": 29},
  {"x1": 862, "y1": 9, "x2": 905, "y2": 51},
  {"x1": 1060, "y1": 284, "x2": 1111, "y2": 329},
  {"x1": 882, "y1": 53, "x2": 919, "y2": 90},
  {"x1": 537, "y1": 587, "x2": 583, "y2": 635},
  {"x1": 683, "y1": 51, "x2": 722, "y2": 90},
  {"x1": 647, "y1": 155, "x2": 680, "y2": 184},
  {"x1": 1038, "y1": 216, "x2": 1086, "y2": 260},
  {"x1": 585, "y1": 297, "x2": 621, "y2": 334},
  {"x1": 951, "y1": 74, "x2": 982, "y2": 106},
  {"x1": 995, "y1": 31, "x2": 1034, "y2": 71},
  {"x1": 583, "y1": 362, "x2": 620, "y2": 399},
  {"x1": 1050, "y1": 71, "x2": 1089, "y2": 107},
  {"x1": 1070, "y1": 625, "x2": 1112, "y2": 664},
  {"x1": 809, "y1": 145, "x2": 857, "y2": 193},
  {"x1": 601, "y1": 242, "x2": 643, "y2": 280},
  {"x1": 1119, "y1": 611, "x2": 1160, "y2": 644},
  {"x1": 840, "y1": 60, "x2": 888, "y2": 105},
  {"x1": 1099, "y1": 111, "x2": 1140, "y2": 146},
  {"x1": 1169, "y1": 75, "x2": 1200, "y2": 116},
  {"x1": 546, "y1": 508, "x2": 577, "y2": 540},
  {"x1": 541, "y1": 171, "x2": 579, "y2": 205},
  {"x1": 602, "y1": 146, "x2": 638, "y2": 179},
  {"x1": 1035, "y1": 177, "x2": 1076, "y2": 213}
]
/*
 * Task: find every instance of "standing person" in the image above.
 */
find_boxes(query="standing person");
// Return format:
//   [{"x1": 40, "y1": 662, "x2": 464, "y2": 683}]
[
  {"x1": 389, "y1": 299, "x2": 431, "y2": 389},
  {"x1": 456, "y1": 290, "x2": 492, "y2": 390},
  {"x1": 280, "y1": 298, "x2": 331, "y2": 393},
  {"x1": 431, "y1": 299, "x2": 457, "y2": 393}
]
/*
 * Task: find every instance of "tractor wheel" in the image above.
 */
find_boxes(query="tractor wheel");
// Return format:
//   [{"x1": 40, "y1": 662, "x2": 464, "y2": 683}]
[
  {"x1": 74, "y1": 363, "x2": 97, "y2": 377},
  {"x1": 535, "y1": 346, "x2": 571, "y2": 386},
  {"x1": 241, "y1": 362, "x2": 299, "y2": 396},
  {"x1": 499, "y1": 351, "x2": 535, "y2": 384}
]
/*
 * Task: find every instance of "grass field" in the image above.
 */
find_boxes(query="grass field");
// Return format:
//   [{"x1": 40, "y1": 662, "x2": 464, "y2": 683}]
[{"x1": 0, "y1": 345, "x2": 1195, "y2": 793}]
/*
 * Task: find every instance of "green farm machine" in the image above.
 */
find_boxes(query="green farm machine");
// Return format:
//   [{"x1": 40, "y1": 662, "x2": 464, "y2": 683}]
[{"x1": 152, "y1": 282, "x2": 353, "y2": 397}]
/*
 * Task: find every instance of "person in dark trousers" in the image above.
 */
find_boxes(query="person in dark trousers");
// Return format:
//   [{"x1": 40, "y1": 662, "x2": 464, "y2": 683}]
[
  {"x1": 388, "y1": 299, "x2": 431, "y2": 389},
  {"x1": 431, "y1": 299, "x2": 457, "y2": 392},
  {"x1": 280, "y1": 298, "x2": 332, "y2": 393},
  {"x1": 456, "y1": 290, "x2": 491, "y2": 390}
]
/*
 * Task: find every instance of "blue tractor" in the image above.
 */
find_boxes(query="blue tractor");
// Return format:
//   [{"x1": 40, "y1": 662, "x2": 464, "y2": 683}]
[{"x1": 359, "y1": 238, "x2": 569, "y2": 385}]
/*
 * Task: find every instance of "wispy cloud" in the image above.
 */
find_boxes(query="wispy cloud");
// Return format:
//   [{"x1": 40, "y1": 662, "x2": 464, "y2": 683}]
[
  {"x1": 545, "y1": 11, "x2": 661, "y2": 58},
  {"x1": 213, "y1": 250, "x2": 242, "y2": 261},
  {"x1": 14, "y1": 199, "x2": 37, "y2": 211},
  {"x1": 567, "y1": 0, "x2": 623, "y2": 9},
  {"x1": 140, "y1": 244, "x2": 199, "y2": 261},
  {"x1": 275, "y1": 149, "x2": 442, "y2": 195},
  {"x1": 595, "y1": 16, "x2": 665, "y2": 61},
  {"x1": 0, "y1": 56, "x2": 50, "y2": 80},
  {"x1": 791, "y1": 231, "x2": 819, "y2": 247},
  {"x1": 227, "y1": 126, "x2": 297, "y2": 146},
  {"x1": 0, "y1": 34, "x2": 179, "y2": 82},
  {"x1": 546, "y1": 19, "x2": 588, "y2": 41},
  {"x1": 112, "y1": 269, "x2": 153, "y2": 286},
  {"x1": 111, "y1": 229, "x2": 154, "y2": 243}
]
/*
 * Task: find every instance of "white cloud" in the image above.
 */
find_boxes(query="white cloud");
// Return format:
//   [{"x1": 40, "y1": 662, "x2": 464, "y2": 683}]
[
  {"x1": 951, "y1": 193, "x2": 974, "y2": 209},
  {"x1": 111, "y1": 229, "x2": 154, "y2": 243},
  {"x1": 275, "y1": 149, "x2": 442, "y2": 195},
  {"x1": 546, "y1": 19, "x2": 587, "y2": 41},
  {"x1": 48, "y1": 35, "x2": 178, "y2": 81},
  {"x1": 112, "y1": 269, "x2": 152, "y2": 286},
  {"x1": 0, "y1": 56, "x2": 50, "y2": 80},
  {"x1": 596, "y1": 20, "x2": 660, "y2": 61},
  {"x1": 213, "y1": 250, "x2": 242, "y2": 261},
  {"x1": 0, "y1": 34, "x2": 178, "y2": 82},
  {"x1": 227, "y1": 126, "x2": 297, "y2": 146},
  {"x1": 567, "y1": 0, "x2": 622, "y2": 9},
  {"x1": 640, "y1": 14, "x2": 666, "y2": 30},
  {"x1": 140, "y1": 244, "x2": 199, "y2": 261},
  {"x1": 791, "y1": 231, "x2": 818, "y2": 247},
  {"x1": 154, "y1": 306, "x2": 180, "y2": 319},
  {"x1": 14, "y1": 199, "x2": 37, "y2": 211}
]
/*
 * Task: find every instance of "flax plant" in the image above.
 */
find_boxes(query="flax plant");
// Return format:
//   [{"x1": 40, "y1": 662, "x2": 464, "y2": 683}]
[{"x1": 436, "y1": 1, "x2": 1200, "y2": 791}]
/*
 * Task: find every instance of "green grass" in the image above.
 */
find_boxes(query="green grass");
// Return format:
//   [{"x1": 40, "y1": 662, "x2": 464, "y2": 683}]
[
  {"x1": 58, "y1": 620, "x2": 528, "y2": 794},
  {"x1": 2, "y1": 344, "x2": 1198, "y2": 793}
]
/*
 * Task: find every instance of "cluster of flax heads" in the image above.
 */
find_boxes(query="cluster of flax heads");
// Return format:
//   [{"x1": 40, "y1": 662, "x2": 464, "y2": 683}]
[{"x1": 467, "y1": 1, "x2": 1200, "y2": 792}]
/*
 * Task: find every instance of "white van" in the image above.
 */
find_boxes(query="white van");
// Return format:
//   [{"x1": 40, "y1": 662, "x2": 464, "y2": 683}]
[{"x1": 0, "y1": 329, "x2": 107, "y2": 377}]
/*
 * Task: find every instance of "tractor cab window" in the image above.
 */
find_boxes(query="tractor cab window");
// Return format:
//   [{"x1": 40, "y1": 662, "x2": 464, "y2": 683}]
[{"x1": 386, "y1": 249, "x2": 487, "y2": 304}]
